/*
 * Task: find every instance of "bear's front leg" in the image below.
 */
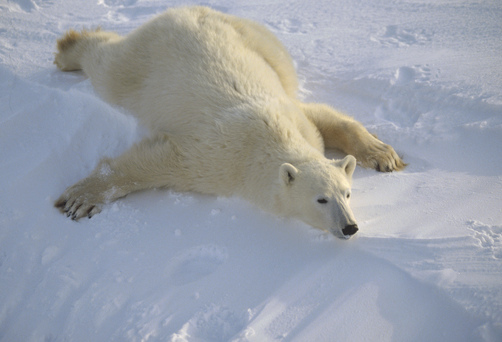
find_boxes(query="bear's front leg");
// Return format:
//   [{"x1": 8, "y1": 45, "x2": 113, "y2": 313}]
[
  {"x1": 300, "y1": 102, "x2": 406, "y2": 172},
  {"x1": 55, "y1": 134, "x2": 180, "y2": 220},
  {"x1": 55, "y1": 159, "x2": 128, "y2": 220}
]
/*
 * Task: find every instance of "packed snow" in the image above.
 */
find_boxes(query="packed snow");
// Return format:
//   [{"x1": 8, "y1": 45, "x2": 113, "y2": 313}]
[{"x1": 1, "y1": 0, "x2": 501, "y2": 341}]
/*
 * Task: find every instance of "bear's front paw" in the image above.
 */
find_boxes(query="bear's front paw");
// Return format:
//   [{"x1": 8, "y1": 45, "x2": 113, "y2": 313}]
[
  {"x1": 54, "y1": 183, "x2": 104, "y2": 220},
  {"x1": 357, "y1": 137, "x2": 406, "y2": 172}
]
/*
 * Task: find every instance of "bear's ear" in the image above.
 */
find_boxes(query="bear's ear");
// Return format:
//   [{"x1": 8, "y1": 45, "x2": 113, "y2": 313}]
[
  {"x1": 279, "y1": 163, "x2": 298, "y2": 186},
  {"x1": 335, "y1": 155, "x2": 357, "y2": 178}
]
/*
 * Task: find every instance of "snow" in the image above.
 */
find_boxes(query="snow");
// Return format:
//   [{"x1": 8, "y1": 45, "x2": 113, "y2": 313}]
[{"x1": 1, "y1": 0, "x2": 501, "y2": 340}]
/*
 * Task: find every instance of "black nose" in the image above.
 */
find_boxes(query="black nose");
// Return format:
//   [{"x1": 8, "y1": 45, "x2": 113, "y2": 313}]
[{"x1": 342, "y1": 224, "x2": 359, "y2": 236}]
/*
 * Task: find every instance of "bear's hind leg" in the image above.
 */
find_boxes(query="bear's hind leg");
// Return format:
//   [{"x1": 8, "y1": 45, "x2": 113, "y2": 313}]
[
  {"x1": 225, "y1": 15, "x2": 299, "y2": 98},
  {"x1": 55, "y1": 134, "x2": 182, "y2": 220},
  {"x1": 54, "y1": 28, "x2": 121, "y2": 72},
  {"x1": 300, "y1": 102, "x2": 406, "y2": 172}
]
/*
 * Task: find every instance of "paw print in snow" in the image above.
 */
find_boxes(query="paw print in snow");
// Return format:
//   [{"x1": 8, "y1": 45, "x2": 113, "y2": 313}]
[
  {"x1": 170, "y1": 244, "x2": 228, "y2": 285},
  {"x1": 467, "y1": 221, "x2": 502, "y2": 260},
  {"x1": 392, "y1": 64, "x2": 439, "y2": 85},
  {"x1": 266, "y1": 18, "x2": 315, "y2": 34},
  {"x1": 99, "y1": 0, "x2": 137, "y2": 7},
  {"x1": 170, "y1": 304, "x2": 249, "y2": 342},
  {"x1": 371, "y1": 25, "x2": 433, "y2": 48}
]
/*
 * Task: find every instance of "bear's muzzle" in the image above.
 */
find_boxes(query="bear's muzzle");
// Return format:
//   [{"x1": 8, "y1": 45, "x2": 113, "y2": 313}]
[{"x1": 342, "y1": 224, "x2": 359, "y2": 237}]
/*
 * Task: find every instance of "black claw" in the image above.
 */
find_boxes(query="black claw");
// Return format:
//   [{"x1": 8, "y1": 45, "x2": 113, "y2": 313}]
[
  {"x1": 65, "y1": 199, "x2": 76, "y2": 213},
  {"x1": 72, "y1": 204, "x2": 83, "y2": 220},
  {"x1": 87, "y1": 206, "x2": 95, "y2": 219},
  {"x1": 376, "y1": 164, "x2": 381, "y2": 172}
]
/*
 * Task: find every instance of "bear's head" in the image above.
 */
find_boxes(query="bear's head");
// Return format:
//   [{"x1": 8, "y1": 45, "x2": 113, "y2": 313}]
[{"x1": 278, "y1": 155, "x2": 358, "y2": 239}]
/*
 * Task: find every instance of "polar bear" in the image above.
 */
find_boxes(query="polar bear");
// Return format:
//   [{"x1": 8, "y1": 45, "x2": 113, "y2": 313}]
[{"x1": 54, "y1": 6, "x2": 405, "y2": 239}]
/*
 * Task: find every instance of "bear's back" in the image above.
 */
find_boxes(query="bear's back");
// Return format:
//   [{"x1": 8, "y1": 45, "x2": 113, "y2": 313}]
[{"x1": 111, "y1": 7, "x2": 289, "y2": 135}]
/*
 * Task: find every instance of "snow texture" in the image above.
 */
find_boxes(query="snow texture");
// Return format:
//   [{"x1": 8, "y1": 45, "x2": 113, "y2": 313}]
[{"x1": 1, "y1": 0, "x2": 501, "y2": 341}]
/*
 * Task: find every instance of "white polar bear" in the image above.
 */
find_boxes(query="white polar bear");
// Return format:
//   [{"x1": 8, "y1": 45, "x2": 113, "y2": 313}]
[{"x1": 54, "y1": 6, "x2": 405, "y2": 239}]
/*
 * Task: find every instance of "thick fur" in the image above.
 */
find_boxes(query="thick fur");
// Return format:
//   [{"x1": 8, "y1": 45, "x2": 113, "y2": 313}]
[{"x1": 54, "y1": 6, "x2": 405, "y2": 238}]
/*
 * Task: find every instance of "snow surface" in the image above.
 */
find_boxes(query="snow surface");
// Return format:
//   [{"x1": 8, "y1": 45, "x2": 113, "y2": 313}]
[{"x1": 1, "y1": 0, "x2": 502, "y2": 341}]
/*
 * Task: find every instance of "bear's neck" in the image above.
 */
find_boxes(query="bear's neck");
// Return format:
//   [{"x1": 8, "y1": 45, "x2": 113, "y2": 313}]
[{"x1": 237, "y1": 122, "x2": 325, "y2": 216}]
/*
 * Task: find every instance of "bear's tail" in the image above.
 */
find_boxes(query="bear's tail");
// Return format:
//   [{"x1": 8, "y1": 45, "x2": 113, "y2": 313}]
[{"x1": 54, "y1": 28, "x2": 120, "y2": 72}]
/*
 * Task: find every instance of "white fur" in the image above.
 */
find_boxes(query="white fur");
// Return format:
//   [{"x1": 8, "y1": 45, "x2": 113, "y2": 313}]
[{"x1": 54, "y1": 6, "x2": 405, "y2": 238}]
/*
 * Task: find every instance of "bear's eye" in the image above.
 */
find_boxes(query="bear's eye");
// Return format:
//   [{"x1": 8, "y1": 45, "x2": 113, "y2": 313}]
[
  {"x1": 317, "y1": 198, "x2": 328, "y2": 204},
  {"x1": 346, "y1": 193, "x2": 351, "y2": 199}
]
